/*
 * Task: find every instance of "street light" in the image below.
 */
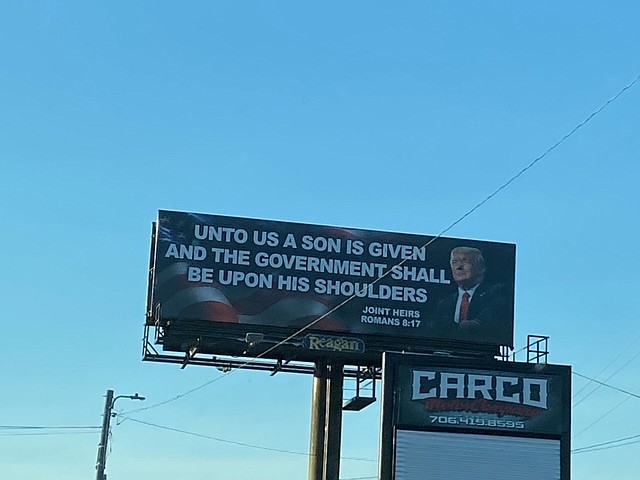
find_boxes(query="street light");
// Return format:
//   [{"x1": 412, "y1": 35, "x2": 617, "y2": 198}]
[
  {"x1": 111, "y1": 393, "x2": 146, "y2": 414},
  {"x1": 95, "y1": 389, "x2": 145, "y2": 480}
]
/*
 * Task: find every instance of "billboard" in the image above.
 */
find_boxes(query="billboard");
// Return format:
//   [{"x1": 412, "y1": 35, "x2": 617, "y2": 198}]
[
  {"x1": 379, "y1": 353, "x2": 571, "y2": 480},
  {"x1": 395, "y1": 365, "x2": 566, "y2": 435},
  {"x1": 146, "y1": 210, "x2": 516, "y2": 359}
]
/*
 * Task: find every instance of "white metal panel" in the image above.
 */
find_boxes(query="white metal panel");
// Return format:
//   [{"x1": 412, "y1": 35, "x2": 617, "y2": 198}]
[{"x1": 395, "y1": 429, "x2": 560, "y2": 480}]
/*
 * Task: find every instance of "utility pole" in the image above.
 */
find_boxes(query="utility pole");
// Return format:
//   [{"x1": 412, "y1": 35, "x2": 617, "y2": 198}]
[
  {"x1": 95, "y1": 389, "x2": 114, "y2": 480},
  {"x1": 95, "y1": 389, "x2": 145, "y2": 480}
]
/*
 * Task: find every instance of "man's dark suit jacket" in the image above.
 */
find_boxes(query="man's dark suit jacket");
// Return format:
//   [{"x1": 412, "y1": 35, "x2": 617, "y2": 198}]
[{"x1": 433, "y1": 281, "x2": 514, "y2": 344}]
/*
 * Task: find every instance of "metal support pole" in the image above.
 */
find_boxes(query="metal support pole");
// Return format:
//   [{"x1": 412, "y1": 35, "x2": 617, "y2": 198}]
[
  {"x1": 324, "y1": 360, "x2": 344, "y2": 480},
  {"x1": 95, "y1": 389, "x2": 114, "y2": 480},
  {"x1": 309, "y1": 360, "x2": 328, "y2": 480}
]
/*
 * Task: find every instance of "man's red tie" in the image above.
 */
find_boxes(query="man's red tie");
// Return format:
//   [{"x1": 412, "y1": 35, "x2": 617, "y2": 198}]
[{"x1": 460, "y1": 291, "x2": 470, "y2": 322}]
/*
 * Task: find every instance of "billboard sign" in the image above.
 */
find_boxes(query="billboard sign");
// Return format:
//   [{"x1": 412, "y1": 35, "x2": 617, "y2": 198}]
[
  {"x1": 379, "y1": 353, "x2": 571, "y2": 480},
  {"x1": 147, "y1": 210, "x2": 516, "y2": 357},
  {"x1": 397, "y1": 365, "x2": 565, "y2": 435}
]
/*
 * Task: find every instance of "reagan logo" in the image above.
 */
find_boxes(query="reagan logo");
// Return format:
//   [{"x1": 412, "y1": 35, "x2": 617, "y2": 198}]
[{"x1": 303, "y1": 334, "x2": 365, "y2": 353}]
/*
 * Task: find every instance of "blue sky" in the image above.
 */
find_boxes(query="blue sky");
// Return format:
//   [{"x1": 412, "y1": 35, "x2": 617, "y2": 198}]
[{"x1": 1, "y1": 1, "x2": 639, "y2": 479}]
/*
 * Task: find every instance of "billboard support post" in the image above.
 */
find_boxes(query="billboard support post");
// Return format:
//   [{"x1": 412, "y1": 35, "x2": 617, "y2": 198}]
[
  {"x1": 308, "y1": 359, "x2": 345, "y2": 480},
  {"x1": 309, "y1": 360, "x2": 328, "y2": 480},
  {"x1": 324, "y1": 359, "x2": 344, "y2": 480}
]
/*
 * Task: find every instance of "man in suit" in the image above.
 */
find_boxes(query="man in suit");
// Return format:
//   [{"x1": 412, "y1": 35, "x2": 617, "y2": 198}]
[{"x1": 434, "y1": 246, "x2": 512, "y2": 343}]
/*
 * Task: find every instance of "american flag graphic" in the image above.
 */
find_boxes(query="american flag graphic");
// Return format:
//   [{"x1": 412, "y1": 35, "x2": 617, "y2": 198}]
[{"x1": 150, "y1": 211, "x2": 352, "y2": 332}]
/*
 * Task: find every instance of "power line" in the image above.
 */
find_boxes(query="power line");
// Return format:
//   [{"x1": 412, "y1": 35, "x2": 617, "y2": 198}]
[
  {"x1": 572, "y1": 334, "x2": 640, "y2": 401},
  {"x1": 573, "y1": 395, "x2": 633, "y2": 439},
  {"x1": 573, "y1": 351, "x2": 640, "y2": 408},
  {"x1": 573, "y1": 433, "x2": 640, "y2": 454},
  {"x1": 119, "y1": 414, "x2": 376, "y2": 463},
  {"x1": 0, "y1": 431, "x2": 99, "y2": 437},
  {"x1": 574, "y1": 438, "x2": 640, "y2": 455},
  {"x1": 574, "y1": 368, "x2": 640, "y2": 441},
  {"x1": 121, "y1": 416, "x2": 309, "y2": 456},
  {"x1": 122, "y1": 376, "x2": 640, "y2": 460},
  {"x1": 571, "y1": 371, "x2": 640, "y2": 438},
  {"x1": 0, "y1": 424, "x2": 101, "y2": 437},
  {"x1": 120, "y1": 412, "x2": 639, "y2": 461},
  {"x1": 127, "y1": 71, "x2": 640, "y2": 416},
  {"x1": 0, "y1": 425, "x2": 100, "y2": 430},
  {"x1": 573, "y1": 371, "x2": 640, "y2": 401}
]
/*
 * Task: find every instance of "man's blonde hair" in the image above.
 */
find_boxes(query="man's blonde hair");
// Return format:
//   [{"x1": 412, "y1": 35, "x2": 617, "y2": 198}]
[{"x1": 450, "y1": 246, "x2": 485, "y2": 273}]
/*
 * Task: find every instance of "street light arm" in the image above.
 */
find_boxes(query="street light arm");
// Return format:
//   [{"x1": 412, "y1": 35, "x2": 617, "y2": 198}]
[{"x1": 111, "y1": 393, "x2": 146, "y2": 408}]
